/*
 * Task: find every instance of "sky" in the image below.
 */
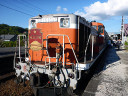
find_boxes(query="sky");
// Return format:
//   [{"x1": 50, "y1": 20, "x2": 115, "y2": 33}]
[{"x1": 0, "y1": 0, "x2": 128, "y2": 33}]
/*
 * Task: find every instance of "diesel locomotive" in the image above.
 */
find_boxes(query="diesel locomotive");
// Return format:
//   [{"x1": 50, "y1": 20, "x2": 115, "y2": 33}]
[{"x1": 14, "y1": 14, "x2": 109, "y2": 95}]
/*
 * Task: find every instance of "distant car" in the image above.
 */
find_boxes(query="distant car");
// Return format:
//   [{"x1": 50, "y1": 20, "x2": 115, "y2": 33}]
[
  {"x1": 108, "y1": 40, "x2": 111, "y2": 45},
  {"x1": 112, "y1": 40, "x2": 116, "y2": 47},
  {"x1": 116, "y1": 40, "x2": 122, "y2": 49}
]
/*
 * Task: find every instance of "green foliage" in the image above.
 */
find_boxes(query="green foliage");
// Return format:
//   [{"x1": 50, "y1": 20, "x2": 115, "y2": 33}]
[
  {"x1": 124, "y1": 41, "x2": 128, "y2": 45},
  {"x1": 0, "y1": 40, "x2": 25, "y2": 47},
  {"x1": 125, "y1": 47, "x2": 128, "y2": 50},
  {"x1": 124, "y1": 41, "x2": 128, "y2": 50},
  {"x1": 0, "y1": 24, "x2": 28, "y2": 35},
  {"x1": 0, "y1": 41, "x2": 16, "y2": 47},
  {"x1": 0, "y1": 24, "x2": 27, "y2": 47},
  {"x1": 0, "y1": 40, "x2": 5, "y2": 47}
]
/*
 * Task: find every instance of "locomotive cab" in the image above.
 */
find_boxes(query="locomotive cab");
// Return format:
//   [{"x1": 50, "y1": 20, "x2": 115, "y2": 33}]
[
  {"x1": 91, "y1": 21, "x2": 105, "y2": 36},
  {"x1": 91, "y1": 21, "x2": 105, "y2": 53}
]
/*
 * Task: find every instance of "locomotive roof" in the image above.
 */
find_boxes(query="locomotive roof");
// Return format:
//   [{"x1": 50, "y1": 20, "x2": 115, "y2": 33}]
[
  {"x1": 30, "y1": 14, "x2": 90, "y2": 27},
  {"x1": 91, "y1": 22, "x2": 104, "y2": 26},
  {"x1": 29, "y1": 14, "x2": 98, "y2": 36},
  {"x1": 31, "y1": 14, "x2": 78, "y2": 19}
]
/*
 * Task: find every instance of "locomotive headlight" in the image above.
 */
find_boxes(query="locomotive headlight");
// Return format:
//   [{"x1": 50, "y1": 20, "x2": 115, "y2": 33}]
[{"x1": 60, "y1": 18, "x2": 70, "y2": 28}]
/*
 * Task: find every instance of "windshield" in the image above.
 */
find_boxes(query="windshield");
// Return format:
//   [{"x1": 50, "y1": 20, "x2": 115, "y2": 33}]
[
  {"x1": 98, "y1": 25, "x2": 103, "y2": 33},
  {"x1": 92, "y1": 25, "x2": 97, "y2": 29}
]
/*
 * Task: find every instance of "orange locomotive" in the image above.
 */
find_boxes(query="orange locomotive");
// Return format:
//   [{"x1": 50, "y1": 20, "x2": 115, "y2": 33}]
[
  {"x1": 91, "y1": 21, "x2": 106, "y2": 53},
  {"x1": 14, "y1": 14, "x2": 108, "y2": 95}
]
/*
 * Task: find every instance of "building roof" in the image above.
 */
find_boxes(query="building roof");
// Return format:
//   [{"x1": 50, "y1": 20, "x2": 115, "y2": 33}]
[
  {"x1": 0, "y1": 34, "x2": 16, "y2": 41},
  {"x1": 124, "y1": 24, "x2": 128, "y2": 35}
]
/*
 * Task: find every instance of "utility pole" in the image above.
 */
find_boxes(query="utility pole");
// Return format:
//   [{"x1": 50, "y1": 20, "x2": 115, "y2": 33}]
[{"x1": 121, "y1": 16, "x2": 124, "y2": 47}]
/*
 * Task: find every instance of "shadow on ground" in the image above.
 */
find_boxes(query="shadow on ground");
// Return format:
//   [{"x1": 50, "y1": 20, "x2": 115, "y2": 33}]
[{"x1": 75, "y1": 46, "x2": 121, "y2": 96}]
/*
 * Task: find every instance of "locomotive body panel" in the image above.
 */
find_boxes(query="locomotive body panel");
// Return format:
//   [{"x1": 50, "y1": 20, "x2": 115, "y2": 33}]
[{"x1": 29, "y1": 21, "x2": 78, "y2": 64}]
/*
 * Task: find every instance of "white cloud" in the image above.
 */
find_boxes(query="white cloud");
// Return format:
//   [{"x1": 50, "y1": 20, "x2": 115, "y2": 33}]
[
  {"x1": 75, "y1": 0, "x2": 128, "y2": 20},
  {"x1": 63, "y1": 8, "x2": 68, "y2": 12},
  {"x1": 56, "y1": 6, "x2": 61, "y2": 12},
  {"x1": 56, "y1": 6, "x2": 68, "y2": 12}
]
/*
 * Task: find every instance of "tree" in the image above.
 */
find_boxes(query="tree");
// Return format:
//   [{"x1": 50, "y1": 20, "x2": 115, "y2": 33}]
[{"x1": 0, "y1": 24, "x2": 28, "y2": 35}]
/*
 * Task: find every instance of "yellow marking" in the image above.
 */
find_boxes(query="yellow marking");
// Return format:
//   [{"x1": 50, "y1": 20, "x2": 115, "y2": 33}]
[
  {"x1": 30, "y1": 41, "x2": 42, "y2": 51},
  {"x1": 34, "y1": 30, "x2": 36, "y2": 33}
]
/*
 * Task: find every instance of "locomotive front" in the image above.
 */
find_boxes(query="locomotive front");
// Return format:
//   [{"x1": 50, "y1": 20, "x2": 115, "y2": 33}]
[{"x1": 14, "y1": 14, "x2": 81, "y2": 95}]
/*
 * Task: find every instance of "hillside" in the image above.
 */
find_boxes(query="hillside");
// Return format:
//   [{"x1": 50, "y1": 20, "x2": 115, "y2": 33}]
[{"x1": 0, "y1": 24, "x2": 28, "y2": 35}]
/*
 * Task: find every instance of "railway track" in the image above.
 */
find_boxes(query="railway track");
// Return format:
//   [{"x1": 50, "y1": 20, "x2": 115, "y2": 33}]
[
  {"x1": 0, "y1": 72, "x2": 34, "y2": 96},
  {"x1": 0, "y1": 71, "x2": 15, "y2": 82},
  {"x1": 0, "y1": 48, "x2": 33, "y2": 96}
]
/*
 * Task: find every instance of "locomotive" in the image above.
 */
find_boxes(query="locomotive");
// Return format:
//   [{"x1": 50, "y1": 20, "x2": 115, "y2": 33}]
[{"x1": 14, "y1": 14, "x2": 109, "y2": 95}]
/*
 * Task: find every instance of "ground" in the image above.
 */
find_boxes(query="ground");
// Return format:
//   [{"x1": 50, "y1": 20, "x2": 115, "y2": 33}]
[
  {"x1": 83, "y1": 46, "x2": 128, "y2": 96},
  {"x1": 1, "y1": 46, "x2": 128, "y2": 96},
  {"x1": 0, "y1": 78, "x2": 33, "y2": 96}
]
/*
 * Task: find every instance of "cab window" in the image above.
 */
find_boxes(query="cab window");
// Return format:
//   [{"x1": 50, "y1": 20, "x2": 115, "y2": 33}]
[
  {"x1": 92, "y1": 25, "x2": 97, "y2": 29},
  {"x1": 98, "y1": 25, "x2": 103, "y2": 33}
]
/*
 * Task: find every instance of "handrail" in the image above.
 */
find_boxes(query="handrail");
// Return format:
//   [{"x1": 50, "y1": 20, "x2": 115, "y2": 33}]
[
  {"x1": 27, "y1": 51, "x2": 31, "y2": 68},
  {"x1": 46, "y1": 34, "x2": 79, "y2": 65},
  {"x1": 45, "y1": 34, "x2": 81, "y2": 80},
  {"x1": 13, "y1": 52, "x2": 16, "y2": 69},
  {"x1": 45, "y1": 57, "x2": 57, "y2": 70},
  {"x1": 14, "y1": 34, "x2": 30, "y2": 68},
  {"x1": 17, "y1": 35, "x2": 27, "y2": 61},
  {"x1": 84, "y1": 34, "x2": 91, "y2": 63}
]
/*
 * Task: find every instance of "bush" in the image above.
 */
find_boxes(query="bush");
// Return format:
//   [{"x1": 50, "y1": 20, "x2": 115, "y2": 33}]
[
  {"x1": 0, "y1": 39, "x2": 25, "y2": 47},
  {"x1": 124, "y1": 41, "x2": 128, "y2": 50},
  {"x1": 124, "y1": 41, "x2": 128, "y2": 45},
  {"x1": 0, "y1": 41, "x2": 16, "y2": 47}
]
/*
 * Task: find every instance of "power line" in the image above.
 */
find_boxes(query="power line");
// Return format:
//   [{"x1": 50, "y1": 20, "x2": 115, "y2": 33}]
[
  {"x1": 15, "y1": 0, "x2": 39, "y2": 12},
  {"x1": 4, "y1": 0, "x2": 35, "y2": 14},
  {"x1": 15, "y1": 0, "x2": 48, "y2": 15},
  {"x1": 0, "y1": 3, "x2": 34, "y2": 17},
  {"x1": 22, "y1": 0, "x2": 47, "y2": 13}
]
